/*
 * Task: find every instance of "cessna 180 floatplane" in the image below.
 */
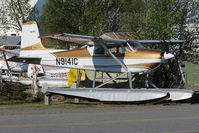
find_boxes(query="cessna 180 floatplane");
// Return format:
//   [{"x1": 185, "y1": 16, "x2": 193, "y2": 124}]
[{"x1": 0, "y1": 21, "x2": 194, "y2": 103}]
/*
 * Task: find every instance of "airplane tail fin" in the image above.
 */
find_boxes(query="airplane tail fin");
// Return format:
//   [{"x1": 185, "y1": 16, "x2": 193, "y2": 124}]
[{"x1": 20, "y1": 21, "x2": 46, "y2": 57}]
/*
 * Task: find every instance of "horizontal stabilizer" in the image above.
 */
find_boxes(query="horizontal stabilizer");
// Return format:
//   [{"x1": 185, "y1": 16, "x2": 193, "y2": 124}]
[{"x1": 8, "y1": 56, "x2": 41, "y2": 64}]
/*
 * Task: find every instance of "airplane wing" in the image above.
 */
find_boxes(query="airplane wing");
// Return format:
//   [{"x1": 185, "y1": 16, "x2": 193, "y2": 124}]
[
  {"x1": 136, "y1": 40, "x2": 185, "y2": 44},
  {"x1": 100, "y1": 32, "x2": 137, "y2": 40},
  {"x1": 40, "y1": 33, "x2": 185, "y2": 46},
  {"x1": 100, "y1": 32, "x2": 185, "y2": 44},
  {"x1": 40, "y1": 33, "x2": 127, "y2": 46},
  {"x1": 40, "y1": 33, "x2": 92, "y2": 45}
]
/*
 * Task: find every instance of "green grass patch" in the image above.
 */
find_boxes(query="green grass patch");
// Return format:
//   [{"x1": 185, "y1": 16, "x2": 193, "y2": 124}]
[{"x1": 185, "y1": 62, "x2": 199, "y2": 87}]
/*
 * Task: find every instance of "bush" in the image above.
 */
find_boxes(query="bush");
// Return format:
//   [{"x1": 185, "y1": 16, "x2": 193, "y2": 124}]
[{"x1": 0, "y1": 82, "x2": 31, "y2": 101}]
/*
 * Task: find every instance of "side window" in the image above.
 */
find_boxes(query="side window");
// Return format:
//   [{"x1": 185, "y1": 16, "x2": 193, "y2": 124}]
[{"x1": 94, "y1": 47, "x2": 104, "y2": 55}]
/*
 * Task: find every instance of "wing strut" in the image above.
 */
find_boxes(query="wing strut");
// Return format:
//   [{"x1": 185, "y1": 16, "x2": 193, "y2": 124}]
[
  {"x1": 96, "y1": 43, "x2": 134, "y2": 88},
  {"x1": 100, "y1": 43, "x2": 128, "y2": 72},
  {"x1": 95, "y1": 72, "x2": 127, "y2": 89},
  {"x1": 128, "y1": 72, "x2": 133, "y2": 89}
]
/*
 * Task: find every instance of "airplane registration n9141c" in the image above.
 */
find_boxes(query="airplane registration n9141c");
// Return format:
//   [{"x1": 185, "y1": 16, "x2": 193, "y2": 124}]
[{"x1": 56, "y1": 58, "x2": 78, "y2": 66}]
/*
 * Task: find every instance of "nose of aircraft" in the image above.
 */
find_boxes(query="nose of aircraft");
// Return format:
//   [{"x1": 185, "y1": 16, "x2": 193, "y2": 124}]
[{"x1": 163, "y1": 52, "x2": 174, "y2": 60}]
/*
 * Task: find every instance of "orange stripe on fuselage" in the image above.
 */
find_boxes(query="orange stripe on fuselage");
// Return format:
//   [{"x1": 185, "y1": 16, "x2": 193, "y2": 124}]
[
  {"x1": 53, "y1": 48, "x2": 91, "y2": 58},
  {"x1": 125, "y1": 48, "x2": 161, "y2": 59},
  {"x1": 53, "y1": 48, "x2": 161, "y2": 59}
]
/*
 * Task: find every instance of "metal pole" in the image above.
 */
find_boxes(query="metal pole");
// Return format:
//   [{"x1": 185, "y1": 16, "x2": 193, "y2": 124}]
[
  {"x1": 105, "y1": 72, "x2": 117, "y2": 85},
  {"x1": 0, "y1": 69, "x2": 2, "y2": 92},
  {"x1": 147, "y1": 77, "x2": 157, "y2": 88},
  {"x1": 128, "y1": 72, "x2": 132, "y2": 89},
  {"x1": 2, "y1": 52, "x2": 12, "y2": 78},
  {"x1": 92, "y1": 71, "x2": 97, "y2": 88},
  {"x1": 76, "y1": 69, "x2": 81, "y2": 88},
  {"x1": 44, "y1": 93, "x2": 51, "y2": 105}
]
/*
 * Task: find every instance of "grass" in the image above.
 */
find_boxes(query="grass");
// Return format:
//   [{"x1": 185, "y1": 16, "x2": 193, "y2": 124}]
[{"x1": 185, "y1": 62, "x2": 199, "y2": 88}]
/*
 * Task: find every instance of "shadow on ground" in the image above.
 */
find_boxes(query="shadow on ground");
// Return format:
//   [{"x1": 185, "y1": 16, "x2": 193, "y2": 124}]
[{"x1": 190, "y1": 91, "x2": 199, "y2": 104}]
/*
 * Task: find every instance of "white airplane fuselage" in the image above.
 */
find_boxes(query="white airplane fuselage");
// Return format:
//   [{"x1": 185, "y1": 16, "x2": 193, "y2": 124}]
[
  {"x1": 19, "y1": 21, "x2": 174, "y2": 74},
  {"x1": 20, "y1": 46, "x2": 165, "y2": 73}
]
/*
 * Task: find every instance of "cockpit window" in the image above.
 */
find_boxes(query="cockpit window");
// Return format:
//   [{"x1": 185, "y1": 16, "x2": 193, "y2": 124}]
[
  {"x1": 127, "y1": 41, "x2": 145, "y2": 49},
  {"x1": 92, "y1": 41, "x2": 145, "y2": 56},
  {"x1": 94, "y1": 47, "x2": 104, "y2": 55},
  {"x1": 108, "y1": 45, "x2": 133, "y2": 54}
]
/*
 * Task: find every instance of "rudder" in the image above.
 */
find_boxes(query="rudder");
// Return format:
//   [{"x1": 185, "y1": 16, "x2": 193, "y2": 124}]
[{"x1": 20, "y1": 21, "x2": 45, "y2": 57}]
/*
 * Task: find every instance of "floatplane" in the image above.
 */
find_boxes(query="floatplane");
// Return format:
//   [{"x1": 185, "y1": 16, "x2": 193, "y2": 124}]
[{"x1": 0, "y1": 21, "x2": 194, "y2": 103}]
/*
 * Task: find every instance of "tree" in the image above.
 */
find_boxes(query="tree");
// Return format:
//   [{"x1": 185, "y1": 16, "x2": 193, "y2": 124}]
[
  {"x1": 118, "y1": 0, "x2": 199, "y2": 87},
  {"x1": 39, "y1": 0, "x2": 85, "y2": 34},
  {"x1": 0, "y1": 0, "x2": 33, "y2": 35},
  {"x1": 118, "y1": 0, "x2": 199, "y2": 59},
  {"x1": 79, "y1": 0, "x2": 125, "y2": 35},
  {"x1": 39, "y1": 0, "x2": 126, "y2": 36},
  {"x1": 39, "y1": 0, "x2": 127, "y2": 49}
]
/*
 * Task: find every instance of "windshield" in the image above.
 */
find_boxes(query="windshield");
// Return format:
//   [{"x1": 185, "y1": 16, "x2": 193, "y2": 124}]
[
  {"x1": 127, "y1": 40, "x2": 145, "y2": 49},
  {"x1": 92, "y1": 41, "x2": 145, "y2": 56}
]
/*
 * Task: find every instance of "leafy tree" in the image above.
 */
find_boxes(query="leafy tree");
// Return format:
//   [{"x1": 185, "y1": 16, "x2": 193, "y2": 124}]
[
  {"x1": 39, "y1": 0, "x2": 85, "y2": 34},
  {"x1": 0, "y1": 0, "x2": 33, "y2": 35},
  {"x1": 39, "y1": 0, "x2": 126, "y2": 36},
  {"x1": 118, "y1": 0, "x2": 145, "y2": 39},
  {"x1": 119, "y1": 0, "x2": 199, "y2": 59},
  {"x1": 80, "y1": 0, "x2": 125, "y2": 35},
  {"x1": 39, "y1": 0, "x2": 127, "y2": 49},
  {"x1": 118, "y1": 0, "x2": 199, "y2": 87}
]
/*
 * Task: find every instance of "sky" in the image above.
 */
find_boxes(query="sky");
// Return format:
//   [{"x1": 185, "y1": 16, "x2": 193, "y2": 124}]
[
  {"x1": 35, "y1": 0, "x2": 48, "y2": 16},
  {"x1": 29, "y1": 0, "x2": 38, "y2": 7}
]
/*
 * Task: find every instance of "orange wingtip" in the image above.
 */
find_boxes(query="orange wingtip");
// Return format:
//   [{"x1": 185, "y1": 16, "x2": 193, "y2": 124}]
[{"x1": 39, "y1": 33, "x2": 64, "y2": 38}]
